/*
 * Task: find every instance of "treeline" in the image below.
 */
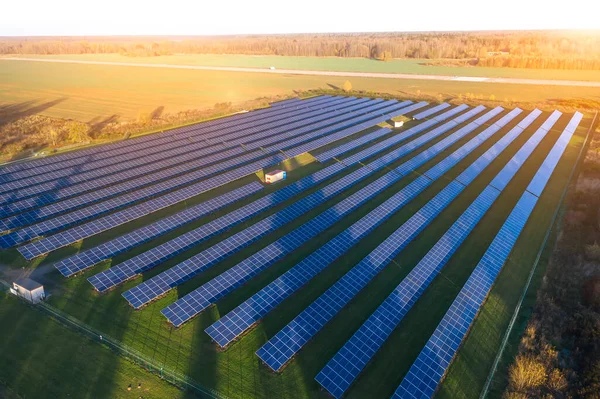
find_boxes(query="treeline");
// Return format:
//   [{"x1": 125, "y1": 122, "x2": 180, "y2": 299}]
[{"x1": 1, "y1": 30, "x2": 600, "y2": 70}]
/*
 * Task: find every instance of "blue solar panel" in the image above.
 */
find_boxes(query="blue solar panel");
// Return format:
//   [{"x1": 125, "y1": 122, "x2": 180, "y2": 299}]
[
  {"x1": 0, "y1": 95, "x2": 334, "y2": 183},
  {"x1": 123, "y1": 106, "x2": 488, "y2": 312},
  {"x1": 393, "y1": 113, "x2": 580, "y2": 399},
  {"x1": 53, "y1": 130, "x2": 392, "y2": 277},
  {"x1": 206, "y1": 108, "x2": 515, "y2": 348},
  {"x1": 15, "y1": 103, "x2": 419, "y2": 255},
  {"x1": 527, "y1": 112, "x2": 583, "y2": 197},
  {"x1": 0, "y1": 97, "x2": 362, "y2": 201},
  {"x1": 270, "y1": 98, "x2": 302, "y2": 107},
  {"x1": 315, "y1": 109, "x2": 555, "y2": 397},
  {"x1": 21, "y1": 182, "x2": 262, "y2": 262},
  {"x1": 175, "y1": 108, "x2": 502, "y2": 332},
  {"x1": 0, "y1": 98, "x2": 383, "y2": 219},
  {"x1": 393, "y1": 192, "x2": 534, "y2": 399},
  {"x1": 85, "y1": 108, "x2": 447, "y2": 290},
  {"x1": 1, "y1": 102, "x2": 416, "y2": 248},
  {"x1": 489, "y1": 110, "x2": 561, "y2": 192},
  {"x1": 413, "y1": 103, "x2": 452, "y2": 121},
  {"x1": 314, "y1": 128, "x2": 392, "y2": 162}
]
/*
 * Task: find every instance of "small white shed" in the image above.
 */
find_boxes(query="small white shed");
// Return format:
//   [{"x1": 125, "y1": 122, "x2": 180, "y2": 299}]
[
  {"x1": 11, "y1": 278, "x2": 45, "y2": 304},
  {"x1": 265, "y1": 170, "x2": 286, "y2": 184}
]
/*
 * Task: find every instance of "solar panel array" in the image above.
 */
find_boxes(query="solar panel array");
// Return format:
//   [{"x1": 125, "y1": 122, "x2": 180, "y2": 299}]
[
  {"x1": 0, "y1": 94, "x2": 582, "y2": 399},
  {"x1": 53, "y1": 128, "x2": 391, "y2": 277},
  {"x1": 0, "y1": 98, "x2": 393, "y2": 223},
  {"x1": 122, "y1": 104, "x2": 466, "y2": 311},
  {"x1": 0, "y1": 97, "x2": 361, "y2": 201},
  {"x1": 83, "y1": 118, "x2": 432, "y2": 288},
  {"x1": 255, "y1": 108, "x2": 543, "y2": 373},
  {"x1": 270, "y1": 98, "x2": 301, "y2": 107},
  {"x1": 313, "y1": 110, "x2": 554, "y2": 398},
  {"x1": 394, "y1": 114, "x2": 581, "y2": 399},
  {"x1": 0, "y1": 95, "x2": 332, "y2": 182},
  {"x1": 314, "y1": 128, "x2": 392, "y2": 163},
  {"x1": 4, "y1": 100, "x2": 421, "y2": 250},
  {"x1": 413, "y1": 103, "x2": 451, "y2": 121},
  {"x1": 206, "y1": 108, "x2": 517, "y2": 349},
  {"x1": 85, "y1": 102, "x2": 450, "y2": 293},
  {"x1": 153, "y1": 106, "x2": 488, "y2": 322}
]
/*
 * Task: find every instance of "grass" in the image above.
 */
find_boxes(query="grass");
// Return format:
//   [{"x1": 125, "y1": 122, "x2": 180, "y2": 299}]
[
  {"x1": 1, "y1": 59, "x2": 600, "y2": 122},
  {"x1": 0, "y1": 292, "x2": 193, "y2": 399},
  {"x1": 0, "y1": 106, "x2": 591, "y2": 399},
  {"x1": 7, "y1": 53, "x2": 600, "y2": 82}
]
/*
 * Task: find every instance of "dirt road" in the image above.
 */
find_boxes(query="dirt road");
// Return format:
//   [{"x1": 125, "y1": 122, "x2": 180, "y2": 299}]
[{"x1": 3, "y1": 57, "x2": 600, "y2": 88}]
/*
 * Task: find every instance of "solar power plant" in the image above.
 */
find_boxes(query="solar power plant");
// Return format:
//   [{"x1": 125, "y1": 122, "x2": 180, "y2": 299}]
[
  {"x1": 313, "y1": 109, "x2": 553, "y2": 398},
  {"x1": 3, "y1": 99, "x2": 424, "y2": 248},
  {"x1": 0, "y1": 93, "x2": 590, "y2": 399},
  {"x1": 124, "y1": 105, "x2": 483, "y2": 310},
  {"x1": 0, "y1": 97, "x2": 396, "y2": 224}
]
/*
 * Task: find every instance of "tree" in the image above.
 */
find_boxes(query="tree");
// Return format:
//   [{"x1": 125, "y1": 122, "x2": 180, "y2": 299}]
[
  {"x1": 44, "y1": 126, "x2": 60, "y2": 146},
  {"x1": 342, "y1": 80, "x2": 352, "y2": 93},
  {"x1": 380, "y1": 50, "x2": 393, "y2": 62},
  {"x1": 67, "y1": 121, "x2": 90, "y2": 143}
]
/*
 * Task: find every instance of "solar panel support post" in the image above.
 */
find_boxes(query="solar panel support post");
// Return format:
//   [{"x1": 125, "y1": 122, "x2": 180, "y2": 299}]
[{"x1": 480, "y1": 111, "x2": 598, "y2": 399}]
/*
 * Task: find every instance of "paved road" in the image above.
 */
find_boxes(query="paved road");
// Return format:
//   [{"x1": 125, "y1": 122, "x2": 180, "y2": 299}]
[{"x1": 3, "y1": 57, "x2": 600, "y2": 88}]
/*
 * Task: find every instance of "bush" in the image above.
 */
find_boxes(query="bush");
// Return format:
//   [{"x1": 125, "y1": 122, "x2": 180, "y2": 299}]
[
  {"x1": 342, "y1": 80, "x2": 352, "y2": 93},
  {"x1": 509, "y1": 355, "x2": 547, "y2": 392}
]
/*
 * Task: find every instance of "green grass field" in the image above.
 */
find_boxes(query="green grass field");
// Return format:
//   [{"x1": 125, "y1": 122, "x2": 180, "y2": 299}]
[
  {"x1": 1, "y1": 59, "x2": 599, "y2": 122},
  {"x1": 0, "y1": 292, "x2": 192, "y2": 398},
  {"x1": 8, "y1": 54, "x2": 600, "y2": 82},
  {"x1": 0, "y1": 102, "x2": 592, "y2": 398}
]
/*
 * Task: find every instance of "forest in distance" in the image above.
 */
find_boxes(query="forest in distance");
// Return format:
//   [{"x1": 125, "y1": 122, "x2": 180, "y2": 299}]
[{"x1": 2, "y1": 30, "x2": 600, "y2": 70}]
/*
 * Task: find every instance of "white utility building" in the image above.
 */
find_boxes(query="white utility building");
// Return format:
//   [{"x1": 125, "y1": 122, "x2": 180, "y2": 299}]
[{"x1": 11, "y1": 278, "x2": 45, "y2": 304}]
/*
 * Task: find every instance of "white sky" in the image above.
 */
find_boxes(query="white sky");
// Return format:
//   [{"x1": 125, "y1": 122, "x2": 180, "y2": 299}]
[{"x1": 1, "y1": 0, "x2": 599, "y2": 36}]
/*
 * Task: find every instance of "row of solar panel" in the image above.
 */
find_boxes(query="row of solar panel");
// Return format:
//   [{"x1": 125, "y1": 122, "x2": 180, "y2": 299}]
[
  {"x1": 11, "y1": 106, "x2": 404, "y2": 256},
  {"x1": 54, "y1": 127, "x2": 393, "y2": 276},
  {"x1": 56, "y1": 101, "x2": 441, "y2": 278},
  {"x1": 394, "y1": 112, "x2": 582, "y2": 398},
  {"x1": 412, "y1": 103, "x2": 451, "y2": 121},
  {"x1": 79, "y1": 103, "x2": 466, "y2": 285},
  {"x1": 1, "y1": 101, "x2": 416, "y2": 248},
  {"x1": 0, "y1": 98, "x2": 394, "y2": 219},
  {"x1": 206, "y1": 107, "x2": 523, "y2": 349},
  {"x1": 163, "y1": 106, "x2": 501, "y2": 328},
  {"x1": 253, "y1": 108, "x2": 543, "y2": 375},
  {"x1": 121, "y1": 104, "x2": 481, "y2": 311},
  {"x1": 0, "y1": 96, "x2": 363, "y2": 199},
  {"x1": 0, "y1": 95, "x2": 332, "y2": 182},
  {"x1": 17, "y1": 102, "x2": 428, "y2": 257},
  {"x1": 67, "y1": 100, "x2": 461, "y2": 277},
  {"x1": 314, "y1": 109, "x2": 554, "y2": 398}
]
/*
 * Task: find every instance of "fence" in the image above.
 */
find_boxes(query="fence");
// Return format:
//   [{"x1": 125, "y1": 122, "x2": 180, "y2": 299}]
[{"x1": 35, "y1": 300, "x2": 227, "y2": 399}]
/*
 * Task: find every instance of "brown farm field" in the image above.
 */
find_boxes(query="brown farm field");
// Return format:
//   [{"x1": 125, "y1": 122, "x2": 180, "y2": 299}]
[{"x1": 2, "y1": 59, "x2": 600, "y2": 122}]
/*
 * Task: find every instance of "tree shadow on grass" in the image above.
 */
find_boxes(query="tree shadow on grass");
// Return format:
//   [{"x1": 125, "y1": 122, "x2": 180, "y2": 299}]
[
  {"x1": 327, "y1": 83, "x2": 340, "y2": 91},
  {"x1": 0, "y1": 98, "x2": 68, "y2": 129},
  {"x1": 87, "y1": 114, "x2": 120, "y2": 139}
]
